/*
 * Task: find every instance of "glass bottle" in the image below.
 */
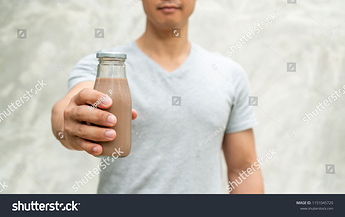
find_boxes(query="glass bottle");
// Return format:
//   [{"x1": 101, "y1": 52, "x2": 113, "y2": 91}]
[{"x1": 93, "y1": 52, "x2": 132, "y2": 157}]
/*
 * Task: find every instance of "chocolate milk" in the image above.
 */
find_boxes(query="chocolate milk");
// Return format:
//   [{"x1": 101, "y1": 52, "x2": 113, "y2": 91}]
[{"x1": 93, "y1": 77, "x2": 132, "y2": 157}]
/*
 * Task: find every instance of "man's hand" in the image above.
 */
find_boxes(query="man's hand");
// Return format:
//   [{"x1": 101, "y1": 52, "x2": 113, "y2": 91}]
[{"x1": 51, "y1": 81, "x2": 137, "y2": 156}]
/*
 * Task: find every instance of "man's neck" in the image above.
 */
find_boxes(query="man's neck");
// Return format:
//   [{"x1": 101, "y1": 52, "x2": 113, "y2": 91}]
[{"x1": 135, "y1": 20, "x2": 190, "y2": 72}]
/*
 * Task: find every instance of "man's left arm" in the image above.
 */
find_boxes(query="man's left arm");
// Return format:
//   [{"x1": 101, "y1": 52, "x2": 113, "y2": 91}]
[{"x1": 223, "y1": 128, "x2": 264, "y2": 194}]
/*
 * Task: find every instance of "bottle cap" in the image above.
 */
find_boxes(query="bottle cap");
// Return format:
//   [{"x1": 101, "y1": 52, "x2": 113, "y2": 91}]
[{"x1": 96, "y1": 52, "x2": 127, "y2": 59}]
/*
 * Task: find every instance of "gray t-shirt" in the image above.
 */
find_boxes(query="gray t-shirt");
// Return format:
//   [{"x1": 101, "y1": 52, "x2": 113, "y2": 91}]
[{"x1": 69, "y1": 41, "x2": 257, "y2": 193}]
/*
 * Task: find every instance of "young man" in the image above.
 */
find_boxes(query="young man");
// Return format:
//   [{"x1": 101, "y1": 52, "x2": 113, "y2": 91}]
[{"x1": 51, "y1": 0, "x2": 264, "y2": 194}]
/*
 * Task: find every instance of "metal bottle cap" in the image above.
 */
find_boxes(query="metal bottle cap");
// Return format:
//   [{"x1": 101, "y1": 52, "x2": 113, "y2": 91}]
[{"x1": 96, "y1": 52, "x2": 127, "y2": 59}]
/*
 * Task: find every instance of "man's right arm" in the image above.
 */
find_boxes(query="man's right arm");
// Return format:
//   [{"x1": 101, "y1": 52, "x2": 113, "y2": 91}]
[{"x1": 51, "y1": 81, "x2": 137, "y2": 156}]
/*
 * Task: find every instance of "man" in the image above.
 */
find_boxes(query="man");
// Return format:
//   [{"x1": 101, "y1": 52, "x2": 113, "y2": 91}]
[{"x1": 51, "y1": 0, "x2": 264, "y2": 194}]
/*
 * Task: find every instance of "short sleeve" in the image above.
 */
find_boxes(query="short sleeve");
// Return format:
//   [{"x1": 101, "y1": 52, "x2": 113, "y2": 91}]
[
  {"x1": 225, "y1": 67, "x2": 258, "y2": 134},
  {"x1": 68, "y1": 52, "x2": 98, "y2": 90}
]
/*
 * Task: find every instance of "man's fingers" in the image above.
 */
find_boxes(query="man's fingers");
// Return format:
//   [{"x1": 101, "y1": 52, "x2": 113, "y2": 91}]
[
  {"x1": 75, "y1": 137, "x2": 103, "y2": 156},
  {"x1": 74, "y1": 88, "x2": 112, "y2": 109},
  {"x1": 70, "y1": 105, "x2": 117, "y2": 127},
  {"x1": 132, "y1": 109, "x2": 138, "y2": 120},
  {"x1": 65, "y1": 121, "x2": 116, "y2": 142},
  {"x1": 74, "y1": 89, "x2": 137, "y2": 121}
]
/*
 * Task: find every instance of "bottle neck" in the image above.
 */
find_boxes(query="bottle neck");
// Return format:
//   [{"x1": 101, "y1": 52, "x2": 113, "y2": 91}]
[
  {"x1": 97, "y1": 57, "x2": 127, "y2": 79},
  {"x1": 99, "y1": 57, "x2": 125, "y2": 64}
]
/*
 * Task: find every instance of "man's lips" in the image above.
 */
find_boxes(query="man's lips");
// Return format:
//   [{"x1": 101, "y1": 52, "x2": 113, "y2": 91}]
[{"x1": 158, "y1": 5, "x2": 182, "y2": 12}]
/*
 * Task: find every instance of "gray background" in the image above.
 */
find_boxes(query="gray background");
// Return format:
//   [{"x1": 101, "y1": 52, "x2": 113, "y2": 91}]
[{"x1": 0, "y1": 0, "x2": 344, "y2": 193}]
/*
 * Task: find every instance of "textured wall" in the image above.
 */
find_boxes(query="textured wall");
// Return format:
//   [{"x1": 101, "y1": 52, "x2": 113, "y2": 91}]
[{"x1": 0, "y1": 0, "x2": 344, "y2": 193}]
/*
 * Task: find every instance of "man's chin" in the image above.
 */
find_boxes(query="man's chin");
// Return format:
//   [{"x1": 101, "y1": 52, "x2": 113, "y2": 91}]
[{"x1": 157, "y1": 20, "x2": 183, "y2": 30}]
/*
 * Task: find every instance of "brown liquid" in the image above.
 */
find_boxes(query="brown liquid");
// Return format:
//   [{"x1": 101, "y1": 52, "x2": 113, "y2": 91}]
[{"x1": 93, "y1": 78, "x2": 132, "y2": 157}]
